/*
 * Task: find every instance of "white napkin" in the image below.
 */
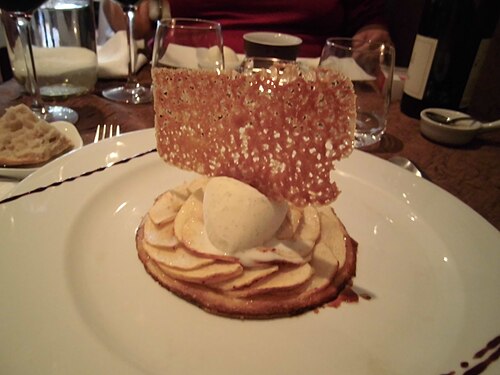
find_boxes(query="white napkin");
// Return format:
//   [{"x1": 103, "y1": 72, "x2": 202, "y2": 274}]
[
  {"x1": 97, "y1": 31, "x2": 148, "y2": 79},
  {"x1": 159, "y1": 43, "x2": 200, "y2": 69},
  {"x1": 297, "y1": 56, "x2": 320, "y2": 68},
  {"x1": 158, "y1": 44, "x2": 240, "y2": 71}
]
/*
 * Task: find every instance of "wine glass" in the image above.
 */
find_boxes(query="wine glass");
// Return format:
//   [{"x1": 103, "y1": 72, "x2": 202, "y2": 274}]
[
  {"x1": 319, "y1": 37, "x2": 395, "y2": 148},
  {"x1": 0, "y1": 1, "x2": 79, "y2": 123},
  {"x1": 152, "y1": 18, "x2": 225, "y2": 72},
  {"x1": 102, "y1": 0, "x2": 152, "y2": 104}
]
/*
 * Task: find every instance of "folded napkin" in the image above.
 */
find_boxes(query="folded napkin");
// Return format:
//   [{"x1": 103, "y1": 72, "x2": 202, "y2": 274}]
[
  {"x1": 97, "y1": 31, "x2": 148, "y2": 79},
  {"x1": 157, "y1": 44, "x2": 241, "y2": 71}
]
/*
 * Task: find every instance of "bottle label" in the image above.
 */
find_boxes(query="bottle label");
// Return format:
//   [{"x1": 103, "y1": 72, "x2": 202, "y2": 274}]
[
  {"x1": 404, "y1": 34, "x2": 438, "y2": 100},
  {"x1": 460, "y1": 38, "x2": 491, "y2": 108}
]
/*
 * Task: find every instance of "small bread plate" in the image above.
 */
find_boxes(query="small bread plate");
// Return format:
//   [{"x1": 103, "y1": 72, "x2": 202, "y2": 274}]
[
  {"x1": 0, "y1": 120, "x2": 83, "y2": 179},
  {"x1": 0, "y1": 129, "x2": 498, "y2": 374}
]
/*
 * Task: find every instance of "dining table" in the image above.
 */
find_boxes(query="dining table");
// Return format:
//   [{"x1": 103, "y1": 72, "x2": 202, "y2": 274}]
[{"x1": 1, "y1": 65, "x2": 498, "y2": 231}]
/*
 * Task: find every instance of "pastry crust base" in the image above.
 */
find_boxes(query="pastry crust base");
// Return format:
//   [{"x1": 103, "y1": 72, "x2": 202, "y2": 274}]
[{"x1": 136, "y1": 209, "x2": 357, "y2": 319}]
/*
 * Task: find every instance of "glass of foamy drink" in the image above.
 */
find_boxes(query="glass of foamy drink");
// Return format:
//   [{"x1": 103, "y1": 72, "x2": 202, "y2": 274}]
[{"x1": 5, "y1": 0, "x2": 97, "y2": 99}]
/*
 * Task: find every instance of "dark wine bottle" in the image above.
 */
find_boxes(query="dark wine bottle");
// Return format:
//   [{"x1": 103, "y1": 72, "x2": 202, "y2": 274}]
[
  {"x1": 400, "y1": 0, "x2": 500, "y2": 118},
  {"x1": 0, "y1": 0, "x2": 47, "y2": 13},
  {"x1": 113, "y1": 0, "x2": 141, "y2": 6}
]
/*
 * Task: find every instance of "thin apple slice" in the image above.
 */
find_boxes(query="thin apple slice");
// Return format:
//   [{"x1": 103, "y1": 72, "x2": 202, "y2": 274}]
[
  {"x1": 187, "y1": 176, "x2": 209, "y2": 193},
  {"x1": 230, "y1": 263, "x2": 313, "y2": 297},
  {"x1": 157, "y1": 261, "x2": 243, "y2": 284},
  {"x1": 317, "y1": 206, "x2": 346, "y2": 268},
  {"x1": 238, "y1": 247, "x2": 306, "y2": 266},
  {"x1": 181, "y1": 218, "x2": 236, "y2": 261},
  {"x1": 263, "y1": 205, "x2": 320, "y2": 259},
  {"x1": 143, "y1": 216, "x2": 179, "y2": 248},
  {"x1": 212, "y1": 265, "x2": 279, "y2": 291},
  {"x1": 302, "y1": 243, "x2": 339, "y2": 295},
  {"x1": 148, "y1": 190, "x2": 187, "y2": 225},
  {"x1": 174, "y1": 188, "x2": 204, "y2": 241},
  {"x1": 142, "y1": 240, "x2": 215, "y2": 270},
  {"x1": 300, "y1": 205, "x2": 321, "y2": 242},
  {"x1": 275, "y1": 205, "x2": 302, "y2": 240}
]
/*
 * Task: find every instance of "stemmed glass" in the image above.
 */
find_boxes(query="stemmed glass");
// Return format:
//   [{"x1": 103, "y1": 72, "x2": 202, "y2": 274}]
[
  {"x1": 0, "y1": 1, "x2": 79, "y2": 123},
  {"x1": 102, "y1": 0, "x2": 152, "y2": 104},
  {"x1": 319, "y1": 38, "x2": 395, "y2": 148},
  {"x1": 152, "y1": 18, "x2": 225, "y2": 72}
]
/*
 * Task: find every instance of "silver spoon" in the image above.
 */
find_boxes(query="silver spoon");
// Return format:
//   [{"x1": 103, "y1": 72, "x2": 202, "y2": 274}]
[
  {"x1": 425, "y1": 111, "x2": 500, "y2": 132},
  {"x1": 424, "y1": 111, "x2": 472, "y2": 125},
  {"x1": 388, "y1": 156, "x2": 423, "y2": 178}
]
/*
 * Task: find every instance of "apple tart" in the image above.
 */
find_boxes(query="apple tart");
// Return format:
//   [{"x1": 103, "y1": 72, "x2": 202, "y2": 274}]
[{"x1": 136, "y1": 176, "x2": 357, "y2": 319}]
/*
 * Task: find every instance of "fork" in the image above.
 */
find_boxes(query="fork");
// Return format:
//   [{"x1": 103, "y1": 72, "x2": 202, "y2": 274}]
[{"x1": 93, "y1": 124, "x2": 121, "y2": 143}]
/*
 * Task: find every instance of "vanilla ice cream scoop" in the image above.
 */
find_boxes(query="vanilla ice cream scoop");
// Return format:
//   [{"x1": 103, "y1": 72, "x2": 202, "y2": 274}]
[{"x1": 203, "y1": 177, "x2": 288, "y2": 254}]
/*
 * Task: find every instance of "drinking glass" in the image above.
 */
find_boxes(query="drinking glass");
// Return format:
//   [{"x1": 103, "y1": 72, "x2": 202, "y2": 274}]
[
  {"x1": 102, "y1": 0, "x2": 152, "y2": 104},
  {"x1": 30, "y1": 0, "x2": 97, "y2": 99},
  {"x1": 320, "y1": 38, "x2": 395, "y2": 148},
  {"x1": 0, "y1": 1, "x2": 80, "y2": 123},
  {"x1": 152, "y1": 18, "x2": 224, "y2": 72}
]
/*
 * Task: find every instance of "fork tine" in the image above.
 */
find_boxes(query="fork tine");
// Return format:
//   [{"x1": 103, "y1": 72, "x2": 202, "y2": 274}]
[
  {"x1": 102, "y1": 124, "x2": 107, "y2": 141},
  {"x1": 93, "y1": 124, "x2": 101, "y2": 143},
  {"x1": 94, "y1": 124, "x2": 121, "y2": 142}
]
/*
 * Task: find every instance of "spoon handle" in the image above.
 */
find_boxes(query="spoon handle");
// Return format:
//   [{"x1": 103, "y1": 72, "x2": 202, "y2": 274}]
[{"x1": 479, "y1": 119, "x2": 500, "y2": 133}]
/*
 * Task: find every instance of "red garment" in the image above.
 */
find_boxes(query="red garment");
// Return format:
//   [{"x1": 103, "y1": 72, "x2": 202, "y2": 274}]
[{"x1": 167, "y1": 0, "x2": 387, "y2": 57}]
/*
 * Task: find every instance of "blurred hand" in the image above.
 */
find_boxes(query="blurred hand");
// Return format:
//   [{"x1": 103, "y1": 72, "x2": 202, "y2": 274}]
[
  {"x1": 103, "y1": 0, "x2": 155, "y2": 40},
  {"x1": 353, "y1": 24, "x2": 392, "y2": 45}
]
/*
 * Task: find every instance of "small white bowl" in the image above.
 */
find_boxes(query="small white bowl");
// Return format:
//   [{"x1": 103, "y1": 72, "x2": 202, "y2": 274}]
[
  {"x1": 420, "y1": 108, "x2": 480, "y2": 146},
  {"x1": 243, "y1": 32, "x2": 302, "y2": 60}
]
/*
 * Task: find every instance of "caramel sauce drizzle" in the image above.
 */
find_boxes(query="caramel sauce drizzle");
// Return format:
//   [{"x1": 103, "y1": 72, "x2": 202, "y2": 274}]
[{"x1": 440, "y1": 335, "x2": 499, "y2": 375}]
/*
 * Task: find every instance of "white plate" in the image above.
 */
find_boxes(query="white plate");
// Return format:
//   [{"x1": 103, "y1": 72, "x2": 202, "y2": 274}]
[
  {"x1": 0, "y1": 120, "x2": 83, "y2": 179},
  {"x1": 1, "y1": 129, "x2": 498, "y2": 375}
]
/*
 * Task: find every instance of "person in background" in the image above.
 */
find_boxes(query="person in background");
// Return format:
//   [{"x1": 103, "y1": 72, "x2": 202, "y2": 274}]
[{"x1": 102, "y1": 0, "x2": 391, "y2": 57}]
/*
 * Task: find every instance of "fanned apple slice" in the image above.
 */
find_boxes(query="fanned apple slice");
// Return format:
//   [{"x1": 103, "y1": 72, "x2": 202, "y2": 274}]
[
  {"x1": 148, "y1": 190, "x2": 188, "y2": 225},
  {"x1": 144, "y1": 216, "x2": 179, "y2": 248},
  {"x1": 302, "y1": 243, "x2": 339, "y2": 295},
  {"x1": 212, "y1": 265, "x2": 279, "y2": 291},
  {"x1": 230, "y1": 263, "x2": 313, "y2": 298},
  {"x1": 239, "y1": 247, "x2": 305, "y2": 266},
  {"x1": 157, "y1": 261, "x2": 243, "y2": 284},
  {"x1": 174, "y1": 188, "x2": 204, "y2": 241},
  {"x1": 317, "y1": 206, "x2": 346, "y2": 268},
  {"x1": 263, "y1": 205, "x2": 320, "y2": 258},
  {"x1": 142, "y1": 240, "x2": 215, "y2": 270},
  {"x1": 181, "y1": 218, "x2": 236, "y2": 261},
  {"x1": 187, "y1": 176, "x2": 209, "y2": 193},
  {"x1": 275, "y1": 205, "x2": 302, "y2": 240}
]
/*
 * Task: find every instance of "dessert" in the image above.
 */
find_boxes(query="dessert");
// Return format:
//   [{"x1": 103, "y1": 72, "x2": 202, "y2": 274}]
[
  {"x1": 137, "y1": 63, "x2": 358, "y2": 318},
  {"x1": 0, "y1": 104, "x2": 72, "y2": 166},
  {"x1": 137, "y1": 177, "x2": 356, "y2": 318},
  {"x1": 136, "y1": 176, "x2": 357, "y2": 318}
]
